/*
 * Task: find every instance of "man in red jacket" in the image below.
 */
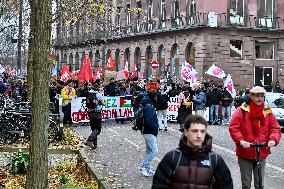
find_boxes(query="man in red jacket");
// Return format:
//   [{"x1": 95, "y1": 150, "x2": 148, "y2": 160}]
[{"x1": 229, "y1": 86, "x2": 281, "y2": 189}]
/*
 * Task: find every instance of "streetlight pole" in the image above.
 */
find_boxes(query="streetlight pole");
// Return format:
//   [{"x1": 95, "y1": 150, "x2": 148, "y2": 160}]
[{"x1": 17, "y1": 0, "x2": 23, "y2": 75}]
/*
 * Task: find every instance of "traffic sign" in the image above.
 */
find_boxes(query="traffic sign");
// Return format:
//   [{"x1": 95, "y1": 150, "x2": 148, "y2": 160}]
[{"x1": 151, "y1": 60, "x2": 159, "y2": 69}]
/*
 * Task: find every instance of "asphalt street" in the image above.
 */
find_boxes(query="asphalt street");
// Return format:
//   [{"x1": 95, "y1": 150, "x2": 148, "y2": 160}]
[{"x1": 74, "y1": 121, "x2": 284, "y2": 189}]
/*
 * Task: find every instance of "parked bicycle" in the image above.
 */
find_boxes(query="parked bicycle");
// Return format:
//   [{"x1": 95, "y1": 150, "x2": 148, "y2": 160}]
[{"x1": 0, "y1": 98, "x2": 63, "y2": 145}]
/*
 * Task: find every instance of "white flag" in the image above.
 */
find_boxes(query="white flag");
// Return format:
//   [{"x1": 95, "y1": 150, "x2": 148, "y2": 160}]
[
  {"x1": 205, "y1": 64, "x2": 226, "y2": 79},
  {"x1": 0, "y1": 64, "x2": 5, "y2": 74},
  {"x1": 181, "y1": 62, "x2": 198, "y2": 84},
  {"x1": 223, "y1": 74, "x2": 236, "y2": 98}
]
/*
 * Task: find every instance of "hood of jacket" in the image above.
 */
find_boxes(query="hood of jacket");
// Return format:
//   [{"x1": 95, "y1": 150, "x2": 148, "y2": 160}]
[
  {"x1": 141, "y1": 94, "x2": 153, "y2": 107},
  {"x1": 178, "y1": 133, "x2": 213, "y2": 159}
]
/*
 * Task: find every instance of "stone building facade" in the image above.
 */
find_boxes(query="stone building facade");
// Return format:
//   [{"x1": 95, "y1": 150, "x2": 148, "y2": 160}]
[{"x1": 54, "y1": 0, "x2": 284, "y2": 91}]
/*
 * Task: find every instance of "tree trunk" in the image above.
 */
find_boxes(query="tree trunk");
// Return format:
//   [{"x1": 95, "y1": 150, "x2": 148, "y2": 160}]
[{"x1": 25, "y1": 0, "x2": 52, "y2": 188}]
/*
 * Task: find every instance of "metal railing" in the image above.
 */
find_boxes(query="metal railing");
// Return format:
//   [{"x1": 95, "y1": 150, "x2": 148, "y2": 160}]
[{"x1": 53, "y1": 12, "x2": 284, "y2": 47}]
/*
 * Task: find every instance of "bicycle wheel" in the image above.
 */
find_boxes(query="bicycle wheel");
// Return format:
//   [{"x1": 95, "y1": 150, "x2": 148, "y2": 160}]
[{"x1": 48, "y1": 121, "x2": 58, "y2": 144}]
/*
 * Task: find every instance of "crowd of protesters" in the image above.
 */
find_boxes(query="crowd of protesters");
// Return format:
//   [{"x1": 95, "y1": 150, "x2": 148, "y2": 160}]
[{"x1": 0, "y1": 73, "x2": 27, "y2": 101}]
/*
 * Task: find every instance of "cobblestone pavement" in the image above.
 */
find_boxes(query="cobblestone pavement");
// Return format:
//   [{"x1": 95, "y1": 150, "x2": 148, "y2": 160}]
[{"x1": 74, "y1": 121, "x2": 284, "y2": 189}]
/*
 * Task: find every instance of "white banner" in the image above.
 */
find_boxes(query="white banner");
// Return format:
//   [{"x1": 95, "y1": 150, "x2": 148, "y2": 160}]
[
  {"x1": 71, "y1": 96, "x2": 134, "y2": 123},
  {"x1": 167, "y1": 96, "x2": 180, "y2": 121},
  {"x1": 69, "y1": 95, "x2": 210, "y2": 123}
]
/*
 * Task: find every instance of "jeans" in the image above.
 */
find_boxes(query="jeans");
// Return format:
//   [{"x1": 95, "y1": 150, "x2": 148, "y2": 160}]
[
  {"x1": 141, "y1": 134, "x2": 158, "y2": 172},
  {"x1": 210, "y1": 104, "x2": 219, "y2": 123},
  {"x1": 157, "y1": 109, "x2": 167, "y2": 129},
  {"x1": 238, "y1": 157, "x2": 266, "y2": 189},
  {"x1": 222, "y1": 106, "x2": 231, "y2": 124}
]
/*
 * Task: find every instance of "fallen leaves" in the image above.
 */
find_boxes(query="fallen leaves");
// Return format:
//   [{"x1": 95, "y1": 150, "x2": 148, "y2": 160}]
[
  {"x1": 0, "y1": 128, "x2": 84, "y2": 150},
  {"x1": 0, "y1": 160, "x2": 98, "y2": 189}
]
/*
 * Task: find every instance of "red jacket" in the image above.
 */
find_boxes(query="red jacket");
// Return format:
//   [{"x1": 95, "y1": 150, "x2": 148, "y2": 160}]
[{"x1": 229, "y1": 103, "x2": 281, "y2": 160}]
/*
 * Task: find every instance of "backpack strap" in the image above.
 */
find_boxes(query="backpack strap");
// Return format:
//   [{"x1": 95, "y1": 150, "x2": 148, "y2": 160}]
[
  {"x1": 209, "y1": 151, "x2": 218, "y2": 188},
  {"x1": 171, "y1": 148, "x2": 182, "y2": 176}
]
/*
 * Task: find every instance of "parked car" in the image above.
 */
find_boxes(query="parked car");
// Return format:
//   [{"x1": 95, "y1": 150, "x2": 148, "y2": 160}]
[{"x1": 265, "y1": 92, "x2": 284, "y2": 132}]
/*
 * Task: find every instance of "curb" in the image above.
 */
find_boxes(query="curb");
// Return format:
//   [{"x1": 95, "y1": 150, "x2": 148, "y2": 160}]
[
  {"x1": 0, "y1": 147, "x2": 79, "y2": 154},
  {"x1": 78, "y1": 149, "x2": 112, "y2": 189}
]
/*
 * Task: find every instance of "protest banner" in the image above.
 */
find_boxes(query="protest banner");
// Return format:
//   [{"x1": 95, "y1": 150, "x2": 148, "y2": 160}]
[
  {"x1": 71, "y1": 96, "x2": 134, "y2": 123},
  {"x1": 70, "y1": 95, "x2": 196, "y2": 123},
  {"x1": 167, "y1": 96, "x2": 180, "y2": 121}
]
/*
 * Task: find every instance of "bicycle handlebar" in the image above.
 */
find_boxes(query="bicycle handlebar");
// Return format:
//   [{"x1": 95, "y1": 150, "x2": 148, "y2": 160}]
[{"x1": 250, "y1": 143, "x2": 268, "y2": 147}]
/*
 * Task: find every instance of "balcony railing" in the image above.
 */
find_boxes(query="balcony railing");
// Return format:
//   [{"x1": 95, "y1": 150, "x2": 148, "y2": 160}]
[{"x1": 54, "y1": 12, "x2": 284, "y2": 47}]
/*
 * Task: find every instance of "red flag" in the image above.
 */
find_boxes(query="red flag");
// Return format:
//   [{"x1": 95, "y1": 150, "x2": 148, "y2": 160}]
[
  {"x1": 78, "y1": 55, "x2": 93, "y2": 83},
  {"x1": 60, "y1": 65, "x2": 72, "y2": 82},
  {"x1": 124, "y1": 60, "x2": 129, "y2": 78},
  {"x1": 131, "y1": 64, "x2": 138, "y2": 78},
  {"x1": 95, "y1": 65, "x2": 102, "y2": 80},
  {"x1": 107, "y1": 54, "x2": 114, "y2": 69}
]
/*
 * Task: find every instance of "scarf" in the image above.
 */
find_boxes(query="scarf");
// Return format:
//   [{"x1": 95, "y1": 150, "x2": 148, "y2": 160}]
[{"x1": 249, "y1": 100, "x2": 265, "y2": 136}]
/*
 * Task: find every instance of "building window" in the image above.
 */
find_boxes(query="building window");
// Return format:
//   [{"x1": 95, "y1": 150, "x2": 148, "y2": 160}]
[
  {"x1": 147, "y1": 0, "x2": 153, "y2": 31},
  {"x1": 230, "y1": 40, "x2": 243, "y2": 58},
  {"x1": 126, "y1": 4, "x2": 131, "y2": 33},
  {"x1": 173, "y1": 0, "x2": 181, "y2": 26},
  {"x1": 230, "y1": 0, "x2": 244, "y2": 25},
  {"x1": 258, "y1": 0, "x2": 273, "y2": 27},
  {"x1": 116, "y1": 7, "x2": 121, "y2": 33},
  {"x1": 135, "y1": 1, "x2": 142, "y2": 32},
  {"x1": 255, "y1": 41, "x2": 274, "y2": 59},
  {"x1": 187, "y1": 0, "x2": 196, "y2": 25},
  {"x1": 160, "y1": 0, "x2": 166, "y2": 28}
]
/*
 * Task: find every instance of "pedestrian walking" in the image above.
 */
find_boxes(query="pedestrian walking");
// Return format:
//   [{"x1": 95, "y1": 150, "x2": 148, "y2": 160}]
[
  {"x1": 152, "y1": 115, "x2": 233, "y2": 189},
  {"x1": 156, "y1": 90, "x2": 169, "y2": 131},
  {"x1": 85, "y1": 84, "x2": 105, "y2": 149},
  {"x1": 138, "y1": 90, "x2": 159, "y2": 177},
  {"x1": 229, "y1": 86, "x2": 281, "y2": 189}
]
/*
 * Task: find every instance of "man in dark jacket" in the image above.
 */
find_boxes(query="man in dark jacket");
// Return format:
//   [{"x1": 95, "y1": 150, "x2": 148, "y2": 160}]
[
  {"x1": 152, "y1": 115, "x2": 233, "y2": 189},
  {"x1": 156, "y1": 91, "x2": 169, "y2": 131},
  {"x1": 220, "y1": 88, "x2": 233, "y2": 125},
  {"x1": 207, "y1": 85, "x2": 221, "y2": 125},
  {"x1": 137, "y1": 90, "x2": 159, "y2": 177}
]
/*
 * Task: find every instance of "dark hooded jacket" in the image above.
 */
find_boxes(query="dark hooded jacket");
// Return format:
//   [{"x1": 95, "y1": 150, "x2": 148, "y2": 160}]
[
  {"x1": 140, "y1": 94, "x2": 159, "y2": 136},
  {"x1": 152, "y1": 134, "x2": 233, "y2": 189}
]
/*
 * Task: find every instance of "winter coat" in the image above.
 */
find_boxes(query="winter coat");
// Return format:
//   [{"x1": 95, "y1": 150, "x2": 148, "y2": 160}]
[
  {"x1": 193, "y1": 91, "x2": 207, "y2": 110},
  {"x1": 152, "y1": 134, "x2": 233, "y2": 189},
  {"x1": 229, "y1": 103, "x2": 281, "y2": 160},
  {"x1": 206, "y1": 89, "x2": 221, "y2": 106},
  {"x1": 104, "y1": 82, "x2": 118, "y2": 96},
  {"x1": 156, "y1": 92, "x2": 169, "y2": 110},
  {"x1": 220, "y1": 90, "x2": 233, "y2": 107},
  {"x1": 141, "y1": 94, "x2": 159, "y2": 136},
  {"x1": 61, "y1": 86, "x2": 76, "y2": 105}
]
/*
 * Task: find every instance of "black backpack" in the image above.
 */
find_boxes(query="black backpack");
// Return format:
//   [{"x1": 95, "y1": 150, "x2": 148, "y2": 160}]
[
  {"x1": 157, "y1": 93, "x2": 169, "y2": 110},
  {"x1": 135, "y1": 107, "x2": 144, "y2": 131},
  {"x1": 86, "y1": 92, "x2": 99, "y2": 109}
]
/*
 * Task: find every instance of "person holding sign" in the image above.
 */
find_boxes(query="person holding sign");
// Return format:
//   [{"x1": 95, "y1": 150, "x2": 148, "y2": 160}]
[
  {"x1": 61, "y1": 79, "x2": 76, "y2": 127},
  {"x1": 177, "y1": 84, "x2": 194, "y2": 130}
]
